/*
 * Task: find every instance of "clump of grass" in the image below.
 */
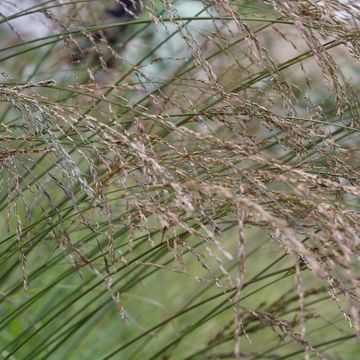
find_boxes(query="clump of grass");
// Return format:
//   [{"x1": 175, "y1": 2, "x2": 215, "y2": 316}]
[{"x1": 0, "y1": 0, "x2": 359, "y2": 359}]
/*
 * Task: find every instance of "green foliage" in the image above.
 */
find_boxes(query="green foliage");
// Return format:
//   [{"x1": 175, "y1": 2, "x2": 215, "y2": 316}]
[{"x1": 0, "y1": 0, "x2": 359, "y2": 359}]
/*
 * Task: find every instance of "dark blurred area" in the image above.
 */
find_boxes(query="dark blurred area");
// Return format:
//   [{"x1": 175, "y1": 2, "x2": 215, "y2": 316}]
[
  {"x1": 72, "y1": 0, "x2": 143, "y2": 67},
  {"x1": 106, "y1": 0, "x2": 141, "y2": 19}
]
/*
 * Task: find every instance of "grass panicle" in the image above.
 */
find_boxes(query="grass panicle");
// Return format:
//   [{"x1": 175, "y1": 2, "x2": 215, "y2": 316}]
[{"x1": 0, "y1": 0, "x2": 359, "y2": 359}]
